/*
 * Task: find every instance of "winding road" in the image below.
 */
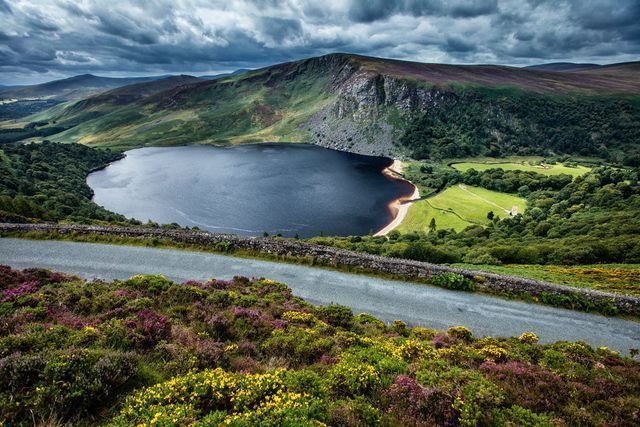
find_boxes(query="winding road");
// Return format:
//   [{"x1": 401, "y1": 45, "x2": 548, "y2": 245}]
[{"x1": 1, "y1": 238, "x2": 638, "y2": 352}]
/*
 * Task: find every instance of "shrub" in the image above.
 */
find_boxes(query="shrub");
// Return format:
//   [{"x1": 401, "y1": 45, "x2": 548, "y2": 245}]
[
  {"x1": 315, "y1": 304, "x2": 354, "y2": 329},
  {"x1": 491, "y1": 405, "x2": 555, "y2": 426},
  {"x1": 447, "y1": 326, "x2": 473, "y2": 341},
  {"x1": 164, "y1": 283, "x2": 205, "y2": 304},
  {"x1": 1, "y1": 280, "x2": 41, "y2": 302},
  {"x1": 123, "y1": 274, "x2": 173, "y2": 294},
  {"x1": 328, "y1": 360, "x2": 382, "y2": 397},
  {"x1": 0, "y1": 349, "x2": 138, "y2": 424},
  {"x1": 328, "y1": 397, "x2": 381, "y2": 426},
  {"x1": 124, "y1": 309, "x2": 170, "y2": 347},
  {"x1": 262, "y1": 327, "x2": 333, "y2": 365},
  {"x1": 354, "y1": 313, "x2": 386, "y2": 332},
  {"x1": 394, "y1": 339, "x2": 437, "y2": 362},
  {"x1": 1, "y1": 267, "x2": 639, "y2": 426},
  {"x1": 112, "y1": 368, "x2": 328, "y2": 425},
  {"x1": 519, "y1": 332, "x2": 539, "y2": 345},
  {"x1": 480, "y1": 361, "x2": 567, "y2": 412},
  {"x1": 451, "y1": 370, "x2": 505, "y2": 426},
  {"x1": 431, "y1": 273, "x2": 476, "y2": 291},
  {"x1": 384, "y1": 375, "x2": 455, "y2": 426}
]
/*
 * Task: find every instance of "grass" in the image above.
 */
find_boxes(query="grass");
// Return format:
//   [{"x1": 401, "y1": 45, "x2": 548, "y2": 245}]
[
  {"x1": 398, "y1": 184, "x2": 527, "y2": 233},
  {"x1": 451, "y1": 159, "x2": 591, "y2": 178},
  {"x1": 28, "y1": 62, "x2": 337, "y2": 149},
  {"x1": 453, "y1": 263, "x2": 640, "y2": 297}
]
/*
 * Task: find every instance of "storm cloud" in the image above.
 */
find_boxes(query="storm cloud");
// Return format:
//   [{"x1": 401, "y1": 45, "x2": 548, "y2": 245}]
[{"x1": 0, "y1": 0, "x2": 638, "y2": 84}]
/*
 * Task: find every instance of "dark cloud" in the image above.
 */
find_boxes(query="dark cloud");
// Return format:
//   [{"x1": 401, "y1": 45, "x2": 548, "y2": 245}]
[
  {"x1": 95, "y1": 12, "x2": 160, "y2": 45},
  {"x1": 348, "y1": 0, "x2": 397, "y2": 23},
  {"x1": 448, "y1": 0, "x2": 498, "y2": 18},
  {"x1": 258, "y1": 17, "x2": 303, "y2": 44},
  {"x1": 445, "y1": 36, "x2": 476, "y2": 53},
  {"x1": 0, "y1": 0, "x2": 11, "y2": 14},
  {"x1": 0, "y1": 0, "x2": 638, "y2": 85},
  {"x1": 348, "y1": 0, "x2": 498, "y2": 22}
]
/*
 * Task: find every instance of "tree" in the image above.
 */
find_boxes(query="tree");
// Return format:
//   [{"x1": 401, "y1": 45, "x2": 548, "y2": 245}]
[
  {"x1": 429, "y1": 218, "x2": 437, "y2": 233},
  {"x1": 487, "y1": 210, "x2": 494, "y2": 220}
]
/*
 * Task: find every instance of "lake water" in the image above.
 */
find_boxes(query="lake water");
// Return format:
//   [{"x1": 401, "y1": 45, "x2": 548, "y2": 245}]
[{"x1": 87, "y1": 144, "x2": 413, "y2": 237}]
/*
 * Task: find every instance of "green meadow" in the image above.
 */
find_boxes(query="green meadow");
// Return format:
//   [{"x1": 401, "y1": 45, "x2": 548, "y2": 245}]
[
  {"x1": 398, "y1": 184, "x2": 527, "y2": 233},
  {"x1": 451, "y1": 160, "x2": 591, "y2": 177},
  {"x1": 452, "y1": 263, "x2": 640, "y2": 296}
]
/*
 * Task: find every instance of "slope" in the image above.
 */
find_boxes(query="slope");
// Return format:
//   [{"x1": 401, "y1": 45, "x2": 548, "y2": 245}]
[
  {"x1": 14, "y1": 53, "x2": 640, "y2": 157},
  {"x1": 0, "y1": 74, "x2": 168, "y2": 101}
]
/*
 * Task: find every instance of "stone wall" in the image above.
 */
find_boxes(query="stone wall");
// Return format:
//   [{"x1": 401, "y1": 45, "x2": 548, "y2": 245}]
[{"x1": 2, "y1": 222, "x2": 639, "y2": 316}]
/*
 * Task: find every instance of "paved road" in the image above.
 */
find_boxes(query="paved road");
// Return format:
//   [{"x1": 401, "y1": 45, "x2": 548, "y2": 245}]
[{"x1": 1, "y1": 238, "x2": 638, "y2": 353}]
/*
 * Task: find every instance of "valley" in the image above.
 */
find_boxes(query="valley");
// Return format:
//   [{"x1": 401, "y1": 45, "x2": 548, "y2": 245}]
[
  {"x1": 1, "y1": 47, "x2": 640, "y2": 427},
  {"x1": 3, "y1": 1, "x2": 640, "y2": 424}
]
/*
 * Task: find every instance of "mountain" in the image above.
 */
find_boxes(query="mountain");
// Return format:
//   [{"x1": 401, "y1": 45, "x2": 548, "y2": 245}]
[
  {"x1": 69, "y1": 75, "x2": 204, "y2": 109},
  {"x1": 525, "y1": 62, "x2": 601, "y2": 72},
  {"x1": 0, "y1": 74, "x2": 172, "y2": 101},
  {"x1": 198, "y1": 69, "x2": 251, "y2": 80},
  {"x1": 13, "y1": 53, "x2": 640, "y2": 158}
]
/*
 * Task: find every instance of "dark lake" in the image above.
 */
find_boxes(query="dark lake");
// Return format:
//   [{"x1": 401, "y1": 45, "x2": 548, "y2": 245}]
[{"x1": 87, "y1": 144, "x2": 413, "y2": 237}]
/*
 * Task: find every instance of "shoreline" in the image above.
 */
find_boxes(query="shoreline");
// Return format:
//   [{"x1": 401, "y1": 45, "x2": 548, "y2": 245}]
[{"x1": 374, "y1": 160, "x2": 420, "y2": 236}]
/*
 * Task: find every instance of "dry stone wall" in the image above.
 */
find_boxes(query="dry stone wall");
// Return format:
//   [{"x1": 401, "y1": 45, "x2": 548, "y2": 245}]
[{"x1": 1, "y1": 223, "x2": 639, "y2": 316}]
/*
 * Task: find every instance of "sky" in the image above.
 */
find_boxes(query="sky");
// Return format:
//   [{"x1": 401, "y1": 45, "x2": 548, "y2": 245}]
[{"x1": 0, "y1": 0, "x2": 638, "y2": 85}]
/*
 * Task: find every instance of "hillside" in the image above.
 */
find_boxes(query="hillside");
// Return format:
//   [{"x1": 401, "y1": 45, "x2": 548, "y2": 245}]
[
  {"x1": 10, "y1": 53, "x2": 640, "y2": 158},
  {"x1": 525, "y1": 62, "x2": 602, "y2": 72},
  {"x1": 0, "y1": 74, "x2": 172, "y2": 101},
  {"x1": 1, "y1": 265, "x2": 639, "y2": 425}
]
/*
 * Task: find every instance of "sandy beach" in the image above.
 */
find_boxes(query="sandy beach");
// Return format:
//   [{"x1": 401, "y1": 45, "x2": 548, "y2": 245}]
[{"x1": 374, "y1": 160, "x2": 420, "y2": 236}]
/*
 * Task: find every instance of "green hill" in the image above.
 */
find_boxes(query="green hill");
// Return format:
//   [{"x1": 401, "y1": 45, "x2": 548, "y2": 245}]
[{"x1": 10, "y1": 54, "x2": 640, "y2": 160}]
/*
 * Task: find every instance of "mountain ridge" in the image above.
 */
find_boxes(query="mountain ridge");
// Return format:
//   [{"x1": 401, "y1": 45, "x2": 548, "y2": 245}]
[
  {"x1": 0, "y1": 74, "x2": 175, "y2": 101},
  {"x1": 8, "y1": 53, "x2": 640, "y2": 158}
]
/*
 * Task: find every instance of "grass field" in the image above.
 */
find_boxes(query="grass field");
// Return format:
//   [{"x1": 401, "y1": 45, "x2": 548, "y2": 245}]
[
  {"x1": 398, "y1": 184, "x2": 527, "y2": 232},
  {"x1": 453, "y1": 263, "x2": 640, "y2": 296},
  {"x1": 451, "y1": 159, "x2": 591, "y2": 177}
]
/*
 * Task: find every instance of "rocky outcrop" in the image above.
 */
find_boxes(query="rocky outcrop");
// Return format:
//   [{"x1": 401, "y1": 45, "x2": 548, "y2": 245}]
[
  {"x1": 2, "y1": 223, "x2": 638, "y2": 317},
  {"x1": 303, "y1": 64, "x2": 450, "y2": 157}
]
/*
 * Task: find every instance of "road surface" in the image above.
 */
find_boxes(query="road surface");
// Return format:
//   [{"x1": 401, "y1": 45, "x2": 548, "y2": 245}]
[{"x1": 1, "y1": 238, "x2": 638, "y2": 352}]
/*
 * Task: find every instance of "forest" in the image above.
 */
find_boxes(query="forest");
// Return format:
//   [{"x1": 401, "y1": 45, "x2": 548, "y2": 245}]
[
  {"x1": 400, "y1": 90, "x2": 640, "y2": 166},
  {"x1": 313, "y1": 165, "x2": 640, "y2": 266},
  {"x1": 0, "y1": 142, "x2": 135, "y2": 224}
]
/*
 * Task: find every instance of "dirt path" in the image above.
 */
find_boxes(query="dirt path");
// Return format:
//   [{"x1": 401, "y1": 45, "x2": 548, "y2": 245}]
[{"x1": 457, "y1": 184, "x2": 510, "y2": 214}]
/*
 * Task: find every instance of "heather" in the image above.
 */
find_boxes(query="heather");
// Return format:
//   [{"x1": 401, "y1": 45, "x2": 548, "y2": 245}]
[{"x1": 0, "y1": 266, "x2": 639, "y2": 425}]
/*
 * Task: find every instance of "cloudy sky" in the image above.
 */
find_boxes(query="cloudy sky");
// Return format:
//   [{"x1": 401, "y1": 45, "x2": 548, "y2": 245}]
[{"x1": 1, "y1": 0, "x2": 638, "y2": 85}]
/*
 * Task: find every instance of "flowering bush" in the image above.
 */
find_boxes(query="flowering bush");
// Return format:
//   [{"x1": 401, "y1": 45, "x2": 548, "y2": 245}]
[
  {"x1": 281, "y1": 310, "x2": 323, "y2": 326},
  {"x1": 1, "y1": 280, "x2": 41, "y2": 302},
  {"x1": 111, "y1": 368, "x2": 327, "y2": 425},
  {"x1": 519, "y1": 331, "x2": 539, "y2": 345},
  {"x1": 480, "y1": 361, "x2": 567, "y2": 412},
  {"x1": 328, "y1": 360, "x2": 381, "y2": 396},
  {"x1": 394, "y1": 339, "x2": 437, "y2": 361},
  {"x1": 0, "y1": 266, "x2": 639, "y2": 426},
  {"x1": 315, "y1": 303, "x2": 354, "y2": 329},
  {"x1": 479, "y1": 344, "x2": 509, "y2": 362},
  {"x1": 0, "y1": 348, "x2": 138, "y2": 425},
  {"x1": 123, "y1": 308, "x2": 170, "y2": 347},
  {"x1": 447, "y1": 325, "x2": 473, "y2": 341},
  {"x1": 385, "y1": 375, "x2": 455, "y2": 426},
  {"x1": 262, "y1": 326, "x2": 333, "y2": 365}
]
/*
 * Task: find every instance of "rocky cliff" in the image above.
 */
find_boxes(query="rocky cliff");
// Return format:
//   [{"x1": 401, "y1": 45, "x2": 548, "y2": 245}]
[{"x1": 304, "y1": 63, "x2": 450, "y2": 156}]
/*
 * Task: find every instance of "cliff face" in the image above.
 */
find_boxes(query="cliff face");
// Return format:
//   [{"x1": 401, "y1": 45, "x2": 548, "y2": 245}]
[{"x1": 301, "y1": 60, "x2": 450, "y2": 156}]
